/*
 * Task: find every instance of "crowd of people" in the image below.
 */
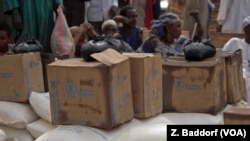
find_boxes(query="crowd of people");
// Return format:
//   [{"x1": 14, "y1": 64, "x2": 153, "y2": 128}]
[
  {"x1": 1, "y1": 0, "x2": 250, "y2": 101},
  {"x1": 0, "y1": 0, "x2": 250, "y2": 58}
]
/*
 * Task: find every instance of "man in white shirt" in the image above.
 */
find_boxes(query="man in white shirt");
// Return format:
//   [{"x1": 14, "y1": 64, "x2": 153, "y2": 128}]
[
  {"x1": 85, "y1": 0, "x2": 118, "y2": 34},
  {"x1": 217, "y1": 0, "x2": 250, "y2": 34},
  {"x1": 222, "y1": 16, "x2": 250, "y2": 102}
]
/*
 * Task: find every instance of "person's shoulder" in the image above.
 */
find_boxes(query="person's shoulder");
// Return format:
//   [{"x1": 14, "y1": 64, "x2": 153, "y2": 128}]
[
  {"x1": 222, "y1": 37, "x2": 242, "y2": 51},
  {"x1": 225, "y1": 37, "x2": 243, "y2": 45}
]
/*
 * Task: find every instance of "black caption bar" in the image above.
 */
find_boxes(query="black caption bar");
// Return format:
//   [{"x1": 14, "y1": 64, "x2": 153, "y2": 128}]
[{"x1": 167, "y1": 125, "x2": 250, "y2": 140}]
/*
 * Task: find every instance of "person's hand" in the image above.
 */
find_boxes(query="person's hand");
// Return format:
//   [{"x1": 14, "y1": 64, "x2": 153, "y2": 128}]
[
  {"x1": 113, "y1": 15, "x2": 130, "y2": 24},
  {"x1": 12, "y1": 8, "x2": 22, "y2": 31},
  {"x1": 84, "y1": 23, "x2": 99, "y2": 37}
]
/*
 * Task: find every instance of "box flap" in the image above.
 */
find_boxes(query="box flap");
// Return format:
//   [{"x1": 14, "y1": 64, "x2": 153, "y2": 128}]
[
  {"x1": 91, "y1": 48, "x2": 128, "y2": 66},
  {"x1": 48, "y1": 58, "x2": 104, "y2": 67},
  {"x1": 122, "y1": 52, "x2": 155, "y2": 58},
  {"x1": 216, "y1": 49, "x2": 242, "y2": 57},
  {"x1": 163, "y1": 56, "x2": 221, "y2": 67},
  {"x1": 224, "y1": 104, "x2": 250, "y2": 116}
]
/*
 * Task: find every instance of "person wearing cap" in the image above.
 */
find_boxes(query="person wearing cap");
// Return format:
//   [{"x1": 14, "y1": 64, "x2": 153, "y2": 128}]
[
  {"x1": 222, "y1": 16, "x2": 250, "y2": 102},
  {"x1": 137, "y1": 13, "x2": 188, "y2": 59}
]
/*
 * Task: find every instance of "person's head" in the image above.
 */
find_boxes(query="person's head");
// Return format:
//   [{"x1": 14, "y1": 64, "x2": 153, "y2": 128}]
[
  {"x1": 0, "y1": 22, "x2": 11, "y2": 54},
  {"x1": 242, "y1": 16, "x2": 250, "y2": 41},
  {"x1": 101, "y1": 19, "x2": 118, "y2": 35},
  {"x1": 160, "y1": 13, "x2": 182, "y2": 39},
  {"x1": 120, "y1": 5, "x2": 137, "y2": 27}
]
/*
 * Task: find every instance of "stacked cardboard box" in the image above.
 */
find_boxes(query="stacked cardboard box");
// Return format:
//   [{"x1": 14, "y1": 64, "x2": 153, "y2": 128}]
[
  {"x1": 47, "y1": 49, "x2": 134, "y2": 129},
  {"x1": 162, "y1": 56, "x2": 227, "y2": 114},
  {"x1": 123, "y1": 53, "x2": 162, "y2": 118},
  {"x1": 0, "y1": 53, "x2": 44, "y2": 102},
  {"x1": 224, "y1": 104, "x2": 250, "y2": 124},
  {"x1": 216, "y1": 49, "x2": 246, "y2": 104}
]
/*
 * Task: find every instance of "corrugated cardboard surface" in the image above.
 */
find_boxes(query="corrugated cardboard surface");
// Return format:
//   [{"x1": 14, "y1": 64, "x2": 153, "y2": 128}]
[
  {"x1": 48, "y1": 51, "x2": 134, "y2": 129},
  {"x1": 162, "y1": 57, "x2": 227, "y2": 114},
  {"x1": 216, "y1": 49, "x2": 245, "y2": 104},
  {"x1": 224, "y1": 104, "x2": 250, "y2": 124},
  {"x1": 0, "y1": 53, "x2": 44, "y2": 102},
  {"x1": 123, "y1": 53, "x2": 162, "y2": 118}
]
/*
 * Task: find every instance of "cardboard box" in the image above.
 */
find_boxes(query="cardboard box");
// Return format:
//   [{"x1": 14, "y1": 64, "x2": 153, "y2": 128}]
[
  {"x1": 162, "y1": 57, "x2": 227, "y2": 114},
  {"x1": 123, "y1": 53, "x2": 162, "y2": 118},
  {"x1": 0, "y1": 53, "x2": 44, "y2": 102},
  {"x1": 47, "y1": 49, "x2": 134, "y2": 129},
  {"x1": 224, "y1": 104, "x2": 250, "y2": 124},
  {"x1": 40, "y1": 53, "x2": 69, "y2": 92},
  {"x1": 216, "y1": 49, "x2": 245, "y2": 104}
]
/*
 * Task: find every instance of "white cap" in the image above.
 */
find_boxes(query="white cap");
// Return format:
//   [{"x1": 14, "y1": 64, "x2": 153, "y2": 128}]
[
  {"x1": 242, "y1": 16, "x2": 250, "y2": 30},
  {"x1": 101, "y1": 19, "x2": 118, "y2": 31}
]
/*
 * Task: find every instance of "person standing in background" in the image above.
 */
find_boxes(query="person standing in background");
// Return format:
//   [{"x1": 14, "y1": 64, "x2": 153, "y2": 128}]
[
  {"x1": 2, "y1": 0, "x2": 63, "y2": 53},
  {"x1": 183, "y1": 0, "x2": 209, "y2": 41},
  {"x1": 63, "y1": 0, "x2": 88, "y2": 27},
  {"x1": 85, "y1": 0, "x2": 118, "y2": 35},
  {"x1": 130, "y1": 0, "x2": 161, "y2": 28},
  {"x1": 0, "y1": 0, "x2": 12, "y2": 33},
  {"x1": 216, "y1": 0, "x2": 250, "y2": 34}
]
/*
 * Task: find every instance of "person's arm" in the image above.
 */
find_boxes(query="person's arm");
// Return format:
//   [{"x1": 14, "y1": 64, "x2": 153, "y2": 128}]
[
  {"x1": 112, "y1": 15, "x2": 130, "y2": 25},
  {"x1": 187, "y1": 0, "x2": 203, "y2": 40},
  {"x1": 85, "y1": 23, "x2": 99, "y2": 38},
  {"x1": 73, "y1": 25, "x2": 88, "y2": 57},
  {"x1": 12, "y1": 8, "x2": 22, "y2": 31},
  {"x1": 2, "y1": 0, "x2": 22, "y2": 31},
  {"x1": 84, "y1": 1, "x2": 90, "y2": 22},
  {"x1": 216, "y1": 0, "x2": 231, "y2": 32}
]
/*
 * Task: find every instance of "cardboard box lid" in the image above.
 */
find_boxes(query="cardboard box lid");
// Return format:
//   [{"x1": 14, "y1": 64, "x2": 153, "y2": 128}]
[
  {"x1": 91, "y1": 48, "x2": 128, "y2": 66},
  {"x1": 216, "y1": 49, "x2": 242, "y2": 57},
  {"x1": 122, "y1": 52, "x2": 155, "y2": 58},
  {"x1": 48, "y1": 58, "x2": 105, "y2": 67},
  {"x1": 162, "y1": 56, "x2": 222, "y2": 67},
  {"x1": 224, "y1": 104, "x2": 250, "y2": 116}
]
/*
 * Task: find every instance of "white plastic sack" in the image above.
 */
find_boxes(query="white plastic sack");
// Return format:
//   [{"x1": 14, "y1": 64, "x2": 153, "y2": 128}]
[
  {"x1": 35, "y1": 125, "x2": 108, "y2": 141},
  {"x1": 113, "y1": 123, "x2": 168, "y2": 141},
  {"x1": 26, "y1": 119, "x2": 57, "y2": 139},
  {"x1": 29, "y1": 92, "x2": 51, "y2": 123},
  {"x1": 137, "y1": 114, "x2": 175, "y2": 125},
  {"x1": 0, "y1": 101, "x2": 39, "y2": 129},
  {"x1": 0, "y1": 129, "x2": 6, "y2": 141},
  {"x1": 88, "y1": 119, "x2": 141, "y2": 141},
  {"x1": 160, "y1": 105, "x2": 232, "y2": 125},
  {"x1": 89, "y1": 116, "x2": 175, "y2": 141},
  {"x1": 0, "y1": 126, "x2": 33, "y2": 141}
]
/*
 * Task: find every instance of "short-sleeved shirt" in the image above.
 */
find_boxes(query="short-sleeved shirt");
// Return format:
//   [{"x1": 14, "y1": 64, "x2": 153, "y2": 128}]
[{"x1": 118, "y1": 26, "x2": 142, "y2": 51}]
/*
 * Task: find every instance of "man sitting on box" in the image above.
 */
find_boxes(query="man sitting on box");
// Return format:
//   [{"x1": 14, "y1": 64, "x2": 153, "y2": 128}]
[
  {"x1": 0, "y1": 21, "x2": 14, "y2": 55},
  {"x1": 222, "y1": 16, "x2": 250, "y2": 103}
]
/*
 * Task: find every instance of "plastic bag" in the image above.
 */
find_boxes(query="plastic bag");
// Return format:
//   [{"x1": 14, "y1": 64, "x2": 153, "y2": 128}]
[
  {"x1": 183, "y1": 39, "x2": 216, "y2": 61},
  {"x1": 81, "y1": 34, "x2": 133, "y2": 61},
  {"x1": 51, "y1": 6, "x2": 75, "y2": 57},
  {"x1": 13, "y1": 34, "x2": 43, "y2": 54}
]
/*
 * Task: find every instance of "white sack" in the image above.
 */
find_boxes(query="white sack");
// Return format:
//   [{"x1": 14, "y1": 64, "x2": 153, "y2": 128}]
[
  {"x1": 0, "y1": 101, "x2": 38, "y2": 129},
  {"x1": 26, "y1": 119, "x2": 57, "y2": 139},
  {"x1": 29, "y1": 92, "x2": 51, "y2": 123}
]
